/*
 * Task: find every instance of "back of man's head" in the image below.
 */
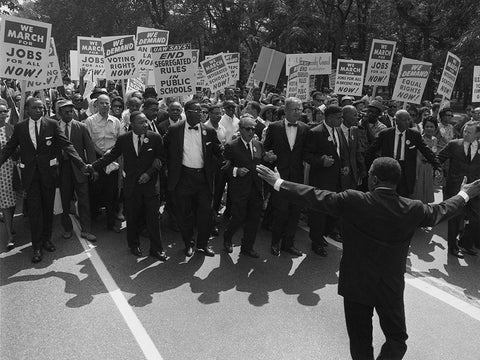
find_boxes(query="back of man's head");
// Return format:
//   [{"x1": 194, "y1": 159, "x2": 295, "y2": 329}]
[{"x1": 370, "y1": 157, "x2": 401, "y2": 186}]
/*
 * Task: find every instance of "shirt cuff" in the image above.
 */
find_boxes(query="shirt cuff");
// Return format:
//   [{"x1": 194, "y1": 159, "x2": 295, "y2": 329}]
[
  {"x1": 273, "y1": 179, "x2": 284, "y2": 191},
  {"x1": 233, "y1": 167, "x2": 238, "y2": 177},
  {"x1": 458, "y1": 190, "x2": 469, "y2": 203}
]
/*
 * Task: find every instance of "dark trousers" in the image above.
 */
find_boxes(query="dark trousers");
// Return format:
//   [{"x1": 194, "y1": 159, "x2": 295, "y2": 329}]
[
  {"x1": 213, "y1": 169, "x2": 231, "y2": 216},
  {"x1": 344, "y1": 298, "x2": 407, "y2": 360},
  {"x1": 224, "y1": 188, "x2": 262, "y2": 251},
  {"x1": 270, "y1": 191, "x2": 301, "y2": 248},
  {"x1": 448, "y1": 198, "x2": 480, "y2": 251},
  {"x1": 124, "y1": 190, "x2": 163, "y2": 252},
  {"x1": 174, "y1": 167, "x2": 212, "y2": 248},
  {"x1": 308, "y1": 210, "x2": 337, "y2": 248},
  {"x1": 26, "y1": 169, "x2": 55, "y2": 250},
  {"x1": 59, "y1": 161, "x2": 91, "y2": 233},
  {"x1": 89, "y1": 168, "x2": 118, "y2": 228}
]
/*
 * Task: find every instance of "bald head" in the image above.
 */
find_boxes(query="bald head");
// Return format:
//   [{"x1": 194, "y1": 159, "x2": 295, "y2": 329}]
[
  {"x1": 342, "y1": 105, "x2": 358, "y2": 128},
  {"x1": 395, "y1": 109, "x2": 410, "y2": 132}
]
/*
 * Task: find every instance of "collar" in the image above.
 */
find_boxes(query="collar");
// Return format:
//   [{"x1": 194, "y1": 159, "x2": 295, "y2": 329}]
[
  {"x1": 285, "y1": 119, "x2": 297, "y2": 127},
  {"x1": 97, "y1": 113, "x2": 113, "y2": 122},
  {"x1": 340, "y1": 123, "x2": 349, "y2": 132},
  {"x1": 395, "y1": 127, "x2": 405, "y2": 135},
  {"x1": 29, "y1": 117, "x2": 42, "y2": 123},
  {"x1": 324, "y1": 122, "x2": 334, "y2": 133},
  {"x1": 241, "y1": 137, "x2": 252, "y2": 148}
]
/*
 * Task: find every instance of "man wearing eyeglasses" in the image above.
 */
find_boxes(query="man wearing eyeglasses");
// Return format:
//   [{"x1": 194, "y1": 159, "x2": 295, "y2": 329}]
[
  {"x1": 223, "y1": 115, "x2": 265, "y2": 258},
  {"x1": 164, "y1": 100, "x2": 223, "y2": 257}
]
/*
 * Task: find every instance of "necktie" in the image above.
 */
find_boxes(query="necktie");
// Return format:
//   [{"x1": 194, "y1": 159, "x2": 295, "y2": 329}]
[
  {"x1": 287, "y1": 122, "x2": 298, "y2": 127},
  {"x1": 189, "y1": 125, "x2": 198, "y2": 130},
  {"x1": 346, "y1": 128, "x2": 350, "y2": 145},
  {"x1": 331, "y1": 129, "x2": 337, "y2": 146},
  {"x1": 34, "y1": 120, "x2": 39, "y2": 149},
  {"x1": 396, "y1": 133, "x2": 403, "y2": 160},
  {"x1": 246, "y1": 142, "x2": 252, "y2": 159},
  {"x1": 467, "y1": 143, "x2": 472, "y2": 162},
  {"x1": 137, "y1": 135, "x2": 142, "y2": 156},
  {"x1": 65, "y1": 122, "x2": 70, "y2": 140}
]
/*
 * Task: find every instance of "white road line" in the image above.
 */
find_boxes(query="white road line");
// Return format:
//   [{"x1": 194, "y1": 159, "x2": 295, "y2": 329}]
[
  {"x1": 71, "y1": 217, "x2": 164, "y2": 360},
  {"x1": 298, "y1": 223, "x2": 480, "y2": 322}
]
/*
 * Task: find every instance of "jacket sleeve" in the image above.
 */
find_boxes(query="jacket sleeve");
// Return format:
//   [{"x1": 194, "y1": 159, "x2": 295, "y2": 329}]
[
  {"x1": 81, "y1": 123, "x2": 97, "y2": 164},
  {"x1": 418, "y1": 195, "x2": 466, "y2": 227},
  {"x1": 145, "y1": 135, "x2": 165, "y2": 178},
  {"x1": 91, "y1": 137, "x2": 123, "y2": 171},
  {"x1": 303, "y1": 130, "x2": 323, "y2": 168},
  {"x1": 55, "y1": 121, "x2": 86, "y2": 172}
]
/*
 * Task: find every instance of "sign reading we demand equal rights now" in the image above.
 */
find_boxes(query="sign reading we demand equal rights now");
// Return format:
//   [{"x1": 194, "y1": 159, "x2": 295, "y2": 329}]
[
  {"x1": 392, "y1": 57, "x2": 432, "y2": 104},
  {"x1": 0, "y1": 15, "x2": 51, "y2": 83}
]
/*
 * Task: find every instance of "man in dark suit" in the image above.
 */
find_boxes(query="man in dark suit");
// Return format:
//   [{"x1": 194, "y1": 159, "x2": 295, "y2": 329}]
[
  {"x1": 88, "y1": 111, "x2": 167, "y2": 261},
  {"x1": 243, "y1": 101, "x2": 265, "y2": 140},
  {"x1": 57, "y1": 100, "x2": 97, "y2": 242},
  {"x1": 0, "y1": 98, "x2": 87, "y2": 263},
  {"x1": 257, "y1": 158, "x2": 480, "y2": 360},
  {"x1": 263, "y1": 97, "x2": 309, "y2": 256},
  {"x1": 163, "y1": 100, "x2": 223, "y2": 257},
  {"x1": 157, "y1": 101, "x2": 182, "y2": 138},
  {"x1": 142, "y1": 98, "x2": 162, "y2": 134},
  {"x1": 304, "y1": 105, "x2": 349, "y2": 255},
  {"x1": 366, "y1": 109, "x2": 441, "y2": 197},
  {"x1": 438, "y1": 121, "x2": 480, "y2": 258},
  {"x1": 223, "y1": 115, "x2": 265, "y2": 258}
]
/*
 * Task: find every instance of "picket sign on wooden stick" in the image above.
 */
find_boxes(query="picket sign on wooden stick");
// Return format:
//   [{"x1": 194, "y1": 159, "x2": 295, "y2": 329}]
[
  {"x1": 19, "y1": 80, "x2": 26, "y2": 122},
  {"x1": 121, "y1": 79, "x2": 126, "y2": 103},
  {"x1": 260, "y1": 50, "x2": 275, "y2": 97},
  {"x1": 372, "y1": 86, "x2": 377, "y2": 98}
]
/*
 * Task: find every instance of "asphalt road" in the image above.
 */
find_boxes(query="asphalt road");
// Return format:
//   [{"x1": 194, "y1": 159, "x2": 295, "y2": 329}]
[{"x1": 1, "y1": 191, "x2": 480, "y2": 360}]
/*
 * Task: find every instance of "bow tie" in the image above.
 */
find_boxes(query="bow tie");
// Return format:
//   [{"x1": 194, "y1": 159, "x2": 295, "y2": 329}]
[
  {"x1": 287, "y1": 122, "x2": 298, "y2": 127},
  {"x1": 188, "y1": 125, "x2": 199, "y2": 130}
]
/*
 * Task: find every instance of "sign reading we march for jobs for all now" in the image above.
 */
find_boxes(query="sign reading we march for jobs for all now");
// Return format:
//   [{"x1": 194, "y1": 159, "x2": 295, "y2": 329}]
[
  {"x1": 77, "y1": 36, "x2": 105, "y2": 80},
  {"x1": 364, "y1": 39, "x2": 396, "y2": 86},
  {"x1": 392, "y1": 57, "x2": 432, "y2": 104},
  {"x1": 334, "y1": 59, "x2": 365, "y2": 96},
  {"x1": 0, "y1": 15, "x2": 51, "y2": 83}
]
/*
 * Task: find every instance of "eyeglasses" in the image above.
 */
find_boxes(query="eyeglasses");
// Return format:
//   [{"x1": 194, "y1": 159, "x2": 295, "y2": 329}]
[
  {"x1": 187, "y1": 109, "x2": 202, "y2": 113},
  {"x1": 241, "y1": 127, "x2": 255, "y2": 132},
  {"x1": 201, "y1": 111, "x2": 209, "y2": 114}
]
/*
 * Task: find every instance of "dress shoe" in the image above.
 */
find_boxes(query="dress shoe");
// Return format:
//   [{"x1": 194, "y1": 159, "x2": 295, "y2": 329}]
[
  {"x1": 312, "y1": 246, "x2": 328, "y2": 257},
  {"x1": 6, "y1": 239, "x2": 15, "y2": 251},
  {"x1": 459, "y1": 247, "x2": 478, "y2": 256},
  {"x1": 63, "y1": 231, "x2": 73, "y2": 239},
  {"x1": 130, "y1": 247, "x2": 142, "y2": 257},
  {"x1": 185, "y1": 246, "x2": 194, "y2": 257},
  {"x1": 240, "y1": 248, "x2": 260, "y2": 258},
  {"x1": 81, "y1": 232, "x2": 97, "y2": 242},
  {"x1": 271, "y1": 245, "x2": 280, "y2": 257},
  {"x1": 116, "y1": 213, "x2": 125, "y2": 221},
  {"x1": 449, "y1": 249, "x2": 464, "y2": 259},
  {"x1": 199, "y1": 246, "x2": 215, "y2": 257},
  {"x1": 149, "y1": 250, "x2": 168, "y2": 261},
  {"x1": 329, "y1": 232, "x2": 342, "y2": 243},
  {"x1": 108, "y1": 225, "x2": 121, "y2": 233},
  {"x1": 43, "y1": 240, "x2": 56, "y2": 252},
  {"x1": 211, "y1": 226, "x2": 219, "y2": 236},
  {"x1": 281, "y1": 246, "x2": 303, "y2": 257},
  {"x1": 32, "y1": 250, "x2": 42, "y2": 263},
  {"x1": 321, "y1": 238, "x2": 329, "y2": 247},
  {"x1": 224, "y1": 242, "x2": 233, "y2": 253}
]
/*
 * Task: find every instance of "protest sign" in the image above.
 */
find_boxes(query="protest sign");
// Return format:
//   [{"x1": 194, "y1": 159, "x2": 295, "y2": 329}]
[
  {"x1": 69, "y1": 50, "x2": 79, "y2": 81},
  {"x1": 245, "y1": 62, "x2": 259, "y2": 89},
  {"x1": 0, "y1": 15, "x2": 51, "y2": 83},
  {"x1": 26, "y1": 37, "x2": 63, "y2": 90},
  {"x1": 253, "y1": 47, "x2": 285, "y2": 86},
  {"x1": 286, "y1": 61, "x2": 310, "y2": 101},
  {"x1": 223, "y1": 52, "x2": 240, "y2": 86},
  {"x1": 329, "y1": 70, "x2": 336, "y2": 90},
  {"x1": 437, "y1": 52, "x2": 461, "y2": 99},
  {"x1": 77, "y1": 36, "x2": 105, "y2": 80},
  {"x1": 126, "y1": 77, "x2": 145, "y2": 93},
  {"x1": 334, "y1": 59, "x2": 365, "y2": 96},
  {"x1": 472, "y1": 66, "x2": 480, "y2": 103},
  {"x1": 364, "y1": 39, "x2": 396, "y2": 86},
  {"x1": 392, "y1": 57, "x2": 432, "y2": 104},
  {"x1": 285, "y1": 53, "x2": 331, "y2": 75},
  {"x1": 200, "y1": 54, "x2": 231, "y2": 93},
  {"x1": 101, "y1": 35, "x2": 136, "y2": 80},
  {"x1": 152, "y1": 47, "x2": 196, "y2": 97},
  {"x1": 135, "y1": 27, "x2": 169, "y2": 77}
]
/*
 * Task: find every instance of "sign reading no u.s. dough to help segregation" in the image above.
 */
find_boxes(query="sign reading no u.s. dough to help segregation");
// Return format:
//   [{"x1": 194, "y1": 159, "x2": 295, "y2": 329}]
[
  {"x1": 364, "y1": 39, "x2": 396, "y2": 86},
  {"x1": 392, "y1": 57, "x2": 432, "y2": 105},
  {"x1": 200, "y1": 54, "x2": 231, "y2": 93},
  {"x1": 0, "y1": 15, "x2": 51, "y2": 83},
  {"x1": 152, "y1": 47, "x2": 196, "y2": 97},
  {"x1": 101, "y1": 35, "x2": 136, "y2": 80},
  {"x1": 334, "y1": 59, "x2": 365, "y2": 96},
  {"x1": 77, "y1": 36, "x2": 105, "y2": 80},
  {"x1": 437, "y1": 52, "x2": 461, "y2": 100}
]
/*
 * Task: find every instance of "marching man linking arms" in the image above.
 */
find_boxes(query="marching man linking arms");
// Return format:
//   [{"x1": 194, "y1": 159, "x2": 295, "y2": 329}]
[{"x1": 256, "y1": 158, "x2": 480, "y2": 360}]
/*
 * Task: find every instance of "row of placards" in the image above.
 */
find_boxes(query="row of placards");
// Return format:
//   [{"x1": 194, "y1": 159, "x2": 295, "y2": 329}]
[{"x1": 0, "y1": 15, "x2": 477, "y2": 103}]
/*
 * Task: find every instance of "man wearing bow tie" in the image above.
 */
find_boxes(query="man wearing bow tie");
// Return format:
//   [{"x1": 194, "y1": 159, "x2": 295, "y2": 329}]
[
  {"x1": 164, "y1": 100, "x2": 223, "y2": 257},
  {"x1": 263, "y1": 97, "x2": 309, "y2": 257}
]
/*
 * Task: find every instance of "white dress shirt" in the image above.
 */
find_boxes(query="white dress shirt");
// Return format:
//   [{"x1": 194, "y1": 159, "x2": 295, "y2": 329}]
[
  {"x1": 60, "y1": 120, "x2": 71, "y2": 139},
  {"x1": 394, "y1": 128, "x2": 406, "y2": 161},
  {"x1": 284, "y1": 119, "x2": 298, "y2": 150},
  {"x1": 464, "y1": 140, "x2": 478, "y2": 161},
  {"x1": 29, "y1": 117, "x2": 42, "y2": 149},
  {"x1": 219, "y1": 114, "x2": 239, "y2": 143},
  {"x1": 132, "y1": 133, "x2": 144, "y2": 156},
  {"x1": 182, "y1": 123, "x2": 204, "y2": 168}
]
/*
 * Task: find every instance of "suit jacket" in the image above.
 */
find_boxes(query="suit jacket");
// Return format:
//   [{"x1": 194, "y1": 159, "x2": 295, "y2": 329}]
[
  {"x1": 163, "y1": 120, "x2": 223, "y2": 193},
  {"x1": 224, "y1": 137, "x2": 264, "y2": 197},
  {"x1": 263, "y1": 120, "x2": 308, "y2": 183},
  {"x1": 304, "y1": 123, "x2": 348, "y2": 191},
  {"x1": 366, "y1": 127, "x2": 440, "y2": 194},
  {"x1": 254, "y1": 119, "x2": 265, "y2": 141},
  {"x1": 278, "y1": 181, "x2": 466, "y2": 305},
  {"x1": 438, "y1": 139, "x2": 480, "y2": 197},
  {"x1": 58, "y1": 120, "x2": 96, "y2": 183},
  {"x1": 339, "y1": 126, "x2": 366, "y2": 189},
  {"x1": 0, "y1": 117, "x2": 86, "y2": 190},
  {"x1": 92, "y1": 130, "x2": 165, "y2": 197},
  {"x1": 157, "y1": 119, "x2": 173, "y2": 138}
]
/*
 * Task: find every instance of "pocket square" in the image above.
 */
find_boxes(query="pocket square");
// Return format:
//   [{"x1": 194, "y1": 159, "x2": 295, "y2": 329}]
[
  {"x1": 206, "y1": 141, "x2": 212, "y2": 146},
  {"x1": 408, "y1": 145, "x2": 416, "y2": 149},
  {"x1": 45, "y1": 136, "x2": 53, "y2": 140},
  {"x1": 147, "y1": 148, "x2": 153, "y2": 151}
]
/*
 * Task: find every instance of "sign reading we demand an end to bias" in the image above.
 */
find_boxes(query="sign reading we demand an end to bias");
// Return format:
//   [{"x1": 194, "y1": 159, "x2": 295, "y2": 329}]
[
  {"x1": 102, "y1": 35, "x2": 136, "y2": 80},
  {"x1": 392, "y1": 57, "x2": 432, "y2": 104},
  {"x1": 77, "y1": 36, "x2": 105, "y2": 80},
  {"x1": 0, "y1": 15, "x2": 51, "y2": 83},
  {"x1": 334, "y1": 59, "x2": 365, "y2": 96}
]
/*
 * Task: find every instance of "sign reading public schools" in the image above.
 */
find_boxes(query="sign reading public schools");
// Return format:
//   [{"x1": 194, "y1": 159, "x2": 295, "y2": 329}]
[
  {"x1": 102, "y1": 35, "x2": 136, "y2": 80},
  {"x1": 285, "y1": 53, "x2": 332, "y2": 75},
  {"x1": 334, "y1": 59, "x2": 365, "y2": 96},
  {"x1": 364, "y1": 39, "x2": 396, "y2": 86},
  {"x1": 0, "y1": 15, "x2": 51, "y2": 82},
  {"x1": 26, "y1": 37, "x2": 63, "y2": 90},
  {"x1": 152, "y1": 46, "x2": 196, "y2": 97},
  {"x1": 437, "y1": 52, "x2": 461, "y2": 99},
  {"x1": 200, "y1": 54, "x2": 231, "y2": 93},
  {"x1": 392, "y1": 57, "x2": 432, "y2": 104},
  {"x1": 77, "y1": 36, "x2": 105, "y2": 79}
]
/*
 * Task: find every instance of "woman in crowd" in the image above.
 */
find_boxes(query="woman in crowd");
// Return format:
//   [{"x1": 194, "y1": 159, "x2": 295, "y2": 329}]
[
  {"x1": 0, "y1": 100, "x2": 17, "y2": 250},
  {"x1": 412, "y1": 116, "x2": 439, "y2": 203},
  {"x1": 110, "y1": 96, "x2": 124, "y2": 121}
]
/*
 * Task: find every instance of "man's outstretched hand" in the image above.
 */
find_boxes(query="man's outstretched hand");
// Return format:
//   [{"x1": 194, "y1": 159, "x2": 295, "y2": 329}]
[
  {"x1": 460, "y1": 176, "x2": 480, "y2": 199},
  {"x1": 256, "y1": 165, "x2": 281, "y2": 186}
]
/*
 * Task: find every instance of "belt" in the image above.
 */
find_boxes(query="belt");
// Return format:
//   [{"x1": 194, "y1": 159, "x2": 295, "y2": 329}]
[{"x1": 182, "y1": 165, "x2": 204, "y2": 173}]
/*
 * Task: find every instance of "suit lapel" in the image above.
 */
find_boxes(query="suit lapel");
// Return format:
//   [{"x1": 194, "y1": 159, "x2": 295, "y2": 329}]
[
  {"x1": 178, "y1": 121, "x2": 185, "y2": 159},
  {"x1": 200, "y1": 122, "x2": 206, "y2": 156},
  {"x1": 280, "y1": 121, "x2": 290, "y2": 151}
]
